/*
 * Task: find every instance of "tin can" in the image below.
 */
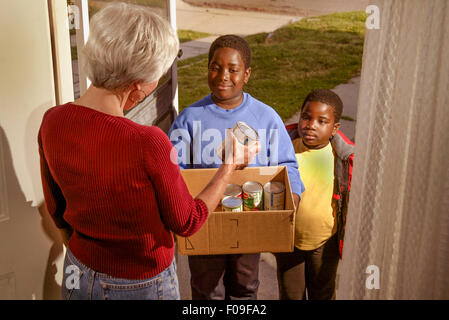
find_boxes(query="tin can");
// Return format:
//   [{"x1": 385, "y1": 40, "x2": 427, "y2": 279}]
[
  {"x1": 263, "y1": 181, "x2": 285, "y2": 210},
  {"x1": 216, "y1": 121, "x2": 259, "y2": 161},
  {"x1": 224, "y1": 184, "x2": 242, "y2": 198},
  {"x1": 233, "y1": 121, "x2": 259, "y2": 145},
  {"x1": 242, "y1": 181, "x2": 263, "y2": 211},
  {"x1": 222, "y1": 196, "x2": 243, "y2": 212}
]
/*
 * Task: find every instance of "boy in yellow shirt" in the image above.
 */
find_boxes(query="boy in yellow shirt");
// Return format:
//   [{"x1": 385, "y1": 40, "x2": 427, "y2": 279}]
[{"x1": 277, "y1": 89, "x2": 354, "y2": 299}]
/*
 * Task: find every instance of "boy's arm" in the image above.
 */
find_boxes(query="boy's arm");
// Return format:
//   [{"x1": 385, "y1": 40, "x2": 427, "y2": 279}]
[
  {"x1": 293, "y1": 193, "x2": 300, "y2": 210},
  {"x1": 285, "y1": 158, "x2": 304, "y2": 207},
  {"x1": 270, "y1": 120, "x2": 305, "y2": 200}
]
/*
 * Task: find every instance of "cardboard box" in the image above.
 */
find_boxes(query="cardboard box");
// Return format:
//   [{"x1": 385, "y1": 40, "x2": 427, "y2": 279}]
[{"x1": 176, "y1": 166, "x2": 295, "y2": 255}]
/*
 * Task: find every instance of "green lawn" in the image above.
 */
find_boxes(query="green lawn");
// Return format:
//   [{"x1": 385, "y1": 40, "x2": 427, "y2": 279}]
[
  {"x1": 178, "y1": 30, "x2": 211, "y2": 43},
  {"x1": 177, "y1": 11, "x2": 366, "y2": 121}
]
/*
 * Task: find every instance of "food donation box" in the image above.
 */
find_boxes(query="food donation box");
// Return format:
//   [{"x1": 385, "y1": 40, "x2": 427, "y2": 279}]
[{"x1": 176, "y1": 166, "x2": 296, "y2": 255}]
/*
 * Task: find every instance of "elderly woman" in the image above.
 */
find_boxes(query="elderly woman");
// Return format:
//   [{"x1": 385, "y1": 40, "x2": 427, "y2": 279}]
[{"x1": 38, "y1": 2, "x2": 257, "y2": 300}]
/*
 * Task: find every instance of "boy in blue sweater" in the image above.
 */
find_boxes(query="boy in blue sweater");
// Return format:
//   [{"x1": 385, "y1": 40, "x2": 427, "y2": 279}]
[{"x1": 169, "y1": 35, "x2": 304, "y2": 300}]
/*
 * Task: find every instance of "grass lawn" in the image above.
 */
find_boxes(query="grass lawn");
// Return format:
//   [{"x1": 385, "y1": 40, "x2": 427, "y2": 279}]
[
  {"x1": 177, "y1": 11, "x2": 366, "y2": 121},
  {"x1": 178, "y1": 30, "x2": 211, "y2": 43}
]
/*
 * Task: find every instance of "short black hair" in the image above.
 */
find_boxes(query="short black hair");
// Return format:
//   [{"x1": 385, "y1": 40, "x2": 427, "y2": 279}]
[
  {"x1": 301, "y1": 89, "x2": 343, "y2": 122},
  {"x1": 208, "y1": 35, "x2": 251, "y2": 69}
]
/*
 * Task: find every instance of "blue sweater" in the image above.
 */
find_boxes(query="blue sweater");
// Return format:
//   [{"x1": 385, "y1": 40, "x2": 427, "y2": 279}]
[{"x1": 168, "y1": 93, "x2": 305, "y2": 197}]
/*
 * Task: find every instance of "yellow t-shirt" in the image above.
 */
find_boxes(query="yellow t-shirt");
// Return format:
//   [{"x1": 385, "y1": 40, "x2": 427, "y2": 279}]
[{"x1": 293, "y1": 138, "x2": 337, "y2": 251}]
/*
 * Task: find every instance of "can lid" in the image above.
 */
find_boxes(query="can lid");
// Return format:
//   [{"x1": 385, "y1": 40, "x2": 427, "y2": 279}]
[
  {"x1": 243, "y1": 181, "x2": 263, "y2": 193},
  {"x1": 264, "y1": 181, "x2": 285, "y2": 193},
  {"x1": 236, "y1": 121, "x2": 259, "y2": 141},
  {"x1": 224, "y1": 184, "x2": 242, "y2": 196},
  {"x1": 222, "y1": 196, "x2": 243, "y2": 208}
]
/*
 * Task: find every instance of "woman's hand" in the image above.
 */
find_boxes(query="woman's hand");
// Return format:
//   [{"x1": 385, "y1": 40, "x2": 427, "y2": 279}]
[
  {"x1": 196, "y1": 131, "x2": 260, "y2": 213},
  {"x1": 223, "y1": 129, "x2": 260, "y2": 169}
]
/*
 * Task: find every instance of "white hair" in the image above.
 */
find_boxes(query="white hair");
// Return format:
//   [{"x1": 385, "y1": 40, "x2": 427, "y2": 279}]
[{"x1": 81, "y1": 2, "x2": 179, "y2": 90}]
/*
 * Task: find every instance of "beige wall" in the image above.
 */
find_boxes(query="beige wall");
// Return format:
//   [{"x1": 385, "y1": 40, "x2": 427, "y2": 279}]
[{"x1": 0, "y1": 0, "x2": 73, "y2": 299}]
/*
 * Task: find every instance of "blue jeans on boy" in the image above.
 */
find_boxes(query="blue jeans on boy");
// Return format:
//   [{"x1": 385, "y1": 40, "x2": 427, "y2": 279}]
[{"x1": 62, "y1": 248, "x2": 180, "y2": 300}]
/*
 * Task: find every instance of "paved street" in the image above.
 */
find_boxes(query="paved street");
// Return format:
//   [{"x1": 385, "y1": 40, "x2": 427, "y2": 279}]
[{"x1": 184, "y1": 0, "x2": 369, "y2": 17}]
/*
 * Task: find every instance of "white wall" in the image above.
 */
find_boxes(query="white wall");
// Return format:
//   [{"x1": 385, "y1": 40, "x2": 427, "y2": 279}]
[{"x1": 0, "y1": 0, "x2": 73, "y2": 299}]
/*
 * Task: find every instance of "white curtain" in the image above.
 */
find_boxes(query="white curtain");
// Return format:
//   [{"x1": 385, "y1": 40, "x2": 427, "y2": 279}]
[{"x1": 337, "y1": 0, "x2": 449, "y2": 299}]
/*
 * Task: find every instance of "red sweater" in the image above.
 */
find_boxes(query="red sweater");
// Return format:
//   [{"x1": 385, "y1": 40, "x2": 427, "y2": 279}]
[{"x1": 38, "y1": 103, "x2": 208, "y2": 279}]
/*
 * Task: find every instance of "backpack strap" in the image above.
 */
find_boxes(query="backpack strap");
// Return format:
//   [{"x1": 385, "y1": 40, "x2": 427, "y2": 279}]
[
  {"x1": 285, "y1": 123, "x2": 299, "y2": 141},
  {"x1": 332, "y1": 132, "x2": 354, "y2": 259}
]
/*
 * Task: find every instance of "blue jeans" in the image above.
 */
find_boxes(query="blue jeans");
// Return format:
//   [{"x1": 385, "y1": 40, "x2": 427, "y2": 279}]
[{"x1": 62, "y1": 248, "x2": 180, "y2": 300}]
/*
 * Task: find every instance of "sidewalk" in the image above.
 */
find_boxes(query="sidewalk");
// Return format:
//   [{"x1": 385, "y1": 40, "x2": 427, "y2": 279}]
[{"x1": 177, "y1": 0, "x2": 301, "y2": 60}]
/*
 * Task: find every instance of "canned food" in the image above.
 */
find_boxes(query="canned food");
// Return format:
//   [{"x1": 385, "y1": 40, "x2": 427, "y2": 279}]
[
  {"x1": 224, "y1": 184, "x2": 242, "y2": 198},
  {"x1": 216, "y1": 121, "x2": 259, "y2": 161},
  {"x1": 222, "y1": 196, "x2": 243, "y2": 212},
  {"x1": 233, "y1": 121, "x2": 259, "y2": 145},
  {"x1": 242, "y1": 181, "x2": 263, "y2": 211},
  {"x1": 264, "y1": 181, "x2": 285, "y2": 210}
]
